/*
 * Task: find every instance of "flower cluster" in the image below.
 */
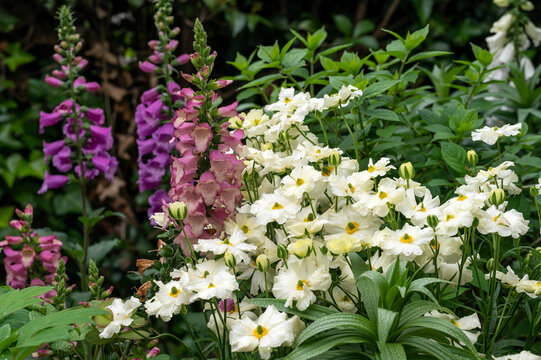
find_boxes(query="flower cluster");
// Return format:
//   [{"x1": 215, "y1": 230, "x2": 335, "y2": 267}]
[
  {"x1": 486, "y1": 266, "x2": 541, "y2": 298},
  {"x1": 0, "y1": 204, "x2": 66, "y2": 292},
  {"x1": 487, "y1": 1, "x2": 541, "y2": 80},
  {"x1": 136, "y1": 0, "x2": 190, "y2": 218},
  {"x1": 39, "y1": 7, "x2": 116, "y2": 194}
]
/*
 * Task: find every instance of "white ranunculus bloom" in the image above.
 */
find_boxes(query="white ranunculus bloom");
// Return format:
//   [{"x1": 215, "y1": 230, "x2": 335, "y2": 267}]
[
  {"x1": 272, "y1": 257, "x2": 332, "y2": 310},
  {"x1": 378, "y1": 224, "x2": 433, "y2": 259},
  {"x1": 99, "y1": 297, "x2": 141, "y2": 339},
  {"x1": 144, "y1": 273, "x2": 191, "y2": 322},
  {"x1": 493, "y1": 351, "x2": 541, "y2": 360},
  {"x1": 251, "y1": 190, "x2": 302, "y2": 225},
  {"x1": 194, "y1": 227, "x2": 257, "y2": 264},
  {"x1": 425, "y1": 311, "x2": 481, "y2": 345},
  {"x1": 229, "y1": 305, "x2": 305, "y2": 360},
  {"x1": 187, "y1": 260, "x2": 239, "y2": 301},
  {"x1": 476, "y1": 206, "x2": 529, "y2": 239}
]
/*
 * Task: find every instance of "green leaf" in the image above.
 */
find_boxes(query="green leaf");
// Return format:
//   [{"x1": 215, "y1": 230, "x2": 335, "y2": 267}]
[
  {"x1": 440, "y1": 142, "x2": 466, "y2": 174},
  {"x1": 357, "y1": 271, "x2": 386, "y2": 321},
  {"x1": 400, "y1": 336, "x2": 478, "y2": 360},
  {"x1": 333, "y1": 14, "x2": 353, "y2": 36},
  {"x1": 4, "y1": 43, "x2": 35, "y2": 71},
  {"x1": 397, "y1": 301, "x2": 442, "y2": 328},
  {"x1": 348, "y1": 252, "x2": 370, "y2": 281},
  {"x1": 296, "y1": 313, "x2": 374, "y2": 346},
  {"x1": 365, "y1": 109, "x2": 400, "y2": 122},
  {"x1": 362, "y1": 80, "x2": 398, "y2": 98},
  {"x1": 471, "y1": 43, "x2": 493, "y2": 67},
  {"x1": 257, "y1": 42, "x2": 280, "y2": 63},
  {"x1": 408, "y1": 277, "x2": 447, "y2": 303},
  {"x1": 88, "y1": 239, "x2": 119, "y2": 265},
  {"x1": 516, "y1": 154, "x2": 541, "y2": 169},
  {"x1": 380, "y1": 343, "x2": 407, "y2": 360},
  {"x1": 282, "y1": 49, "x2": 308, "y2": 69},
  {"x1": 285, "y1": 332, "x2": 366, "y2": 360},
  {"x1": 407, "y1": 51, "x2": 452, "y2": 64},
  {"x1": 244, "y1": 298, "x2": 336, "y2": 321},
  {"x1": 0, "y1": 287, "x2": 52, "y2": 321},
  {"x1": 307, "y1": 27, "x2": 327, "y2": 51},
  {"x1": 377, "y1": 308, "x2": 398, "y2": 344},
  {"x1": 237, "y1": 73, "x2": 285, "y2": 90}
]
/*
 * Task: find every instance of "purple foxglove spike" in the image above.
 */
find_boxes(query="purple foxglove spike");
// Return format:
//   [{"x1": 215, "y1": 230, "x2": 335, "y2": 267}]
[
  {"x1": 52, "y1": 146, "x2": 73, "y2": 172},
  {"x1": 39, "y1": 111, "x2": 63, "y2": 133},
  {"x1": 180, "y1": 72, "x2": 194, "y2": 83},
  {"x1": 38, "y1": 172, "x2": 69, "y2": 194},
  {"x1": 55, "y1": 99, "x2": 75, "y2": 115},
  {"x1": 137, "y1": 138, "x2": 156, "y2": 160},
  {"x1": 218, "y1": 182, "x2": 243, "y2": 213},
  {"x1": 92, "y1": 152, "x2": 118, "y2": 182},
  {"x1": 0, "y1": 236, "x2": 23, "y2": 247},
  {"x1": 183, "y1": 212, "x2": 207, "y2": 237},
  {"x1": 39, "y1": 235, "x2": 63, "y2": 251},
  {"x1": 89, "y1": 125, "x2": 113, "y2": 150},
  {"x1": 20, "y1": 245, "x2": 36, "y2": 269},
  {"x1": 77, "y1": 58, "x2": 88, "y2": 70},
  {"x1": 148, "y1": 40, "x2": 159, "y2": 50},
  {"x1": 139, "y1": 61, "x2": 158, "y2": 73},
  {"x1": 43, "y1": 139, "x2": 66, "y2": 157},
  {"x1": 39, "y1": 250, "x2": 62, "y2": 273},
  {"x1": 63, "y1": 117, "x2": 85, "y2": 142},
  {"x1": 74, "y1": 162, "x2": 99, "y2": 180},
  {"x1": 85, "y1": 108, "x2": 105, "y2": 125},
  {"x1": 152, "y1": 124, "x2": 175, "y2": 153},
  {"x1": 217, "y1": 101, "x2": 238, "y2": 118},
  {"x1": 73, "y1": 76, "x2": 87, "y2": 88},
  {"x1": 52, "y1": 53, "x2": 64, "y2": 63},
  {"x1": 9, "y1": 220, "x2": 27, "y2": 231},
  {"x1": 215, "y1": 79, "x2": 233, "y2": 89},
  {"x1": 45, "y1": 74, "x2": 63, "y2": 87}
]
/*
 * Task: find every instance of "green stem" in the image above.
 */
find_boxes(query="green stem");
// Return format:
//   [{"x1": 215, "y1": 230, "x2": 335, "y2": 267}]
[{"x1": 316, "y1": 112, "x2": 330, "y2": 147}]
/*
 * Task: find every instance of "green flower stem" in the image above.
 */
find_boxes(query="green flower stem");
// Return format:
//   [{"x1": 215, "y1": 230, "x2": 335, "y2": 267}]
[
  {"x1": 316, "y1": 112, "x2": 330, "y2": 147},
  {"x1": 181, "y1": 310, "x2": 206, "y2": 359},
  {"x1": 179, "y1": 220, "x2": 198, "y2": 263}
]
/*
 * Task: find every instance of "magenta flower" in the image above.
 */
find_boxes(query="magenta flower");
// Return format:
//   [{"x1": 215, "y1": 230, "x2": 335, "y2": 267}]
[{"x1": 38, "y1": 172, "x2": 69, "y2": 194}]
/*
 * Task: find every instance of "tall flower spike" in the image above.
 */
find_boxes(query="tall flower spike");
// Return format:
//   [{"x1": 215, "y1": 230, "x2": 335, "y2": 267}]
[
  {"x1": 136, "y1": 0, "x2": 190, "y2": 221},
  {"x1": 39, "y1": 5, "x2": 117, "y2": 194}
]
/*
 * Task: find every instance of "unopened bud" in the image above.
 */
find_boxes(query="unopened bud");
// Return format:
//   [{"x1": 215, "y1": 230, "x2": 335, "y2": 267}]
[
  {"x1": 287, "y1": 238, "x2": 312, "y2": 259},
  {"x1": 530, "y1": 186, "x2": 539, "y2": 197},
  {"x1": 229, "y1": 116, "x2": 243, "y2": 129},
  {"x1": 489, "y1": 188, "x2": 505, "y2": 206},
  {"x1": 256, "y1": 254, "x2": 270, "y2": 272},
  {"x1": 168, "y1": 201, "x2": 187, "y2": 221},
  {"x1": 224, "y1": 251, "x2": 236, "y2": 268},
  {"x1": 427, "y1": 214, "x2": 439, "y2": 229},
  {"x1": 493, "y1": 0, "x2": 510, "y2": 7},
  {"x1": 467, "y1": 150, "x2": 479, "y2": 166},
  {"x1": 486, "y1": 258, "x2": 495, "y2": 272},
  {"x1": 261, "y1": 143, "x2": 273, "y2": 151},
  {"x1": 328, "y1": 150, "x2": 342, "y2": 167},
  {"x1": 399, "y1": 162, "x2": 415, "y2": 180},
  {"x1": 277, "y1": 244, "x2": 288, "y2": 260},
  {"x1": 521, "y1": 1, "x2": 534, "y2": 11}
]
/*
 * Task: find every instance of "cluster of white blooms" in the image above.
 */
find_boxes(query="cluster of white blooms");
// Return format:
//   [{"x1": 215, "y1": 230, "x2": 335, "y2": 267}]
[
  {"x1": 486, "y1": 266, "x2": 541, "y2": 299},
  {"x1": 99, "y1": 297, "x2": 141, "y2": 339},
  {"x1": 132, "y1": 86, "x2": 531, "y2": 356},
  {"x1": 425, "y1": 310, "x2": 481, "y2": 345},
  {"x1": 471, "y1": 123, "x2": 522, "y2": 145},
  {"x1": 486, "y1": 7, "x2": 541, "y2": 81}
]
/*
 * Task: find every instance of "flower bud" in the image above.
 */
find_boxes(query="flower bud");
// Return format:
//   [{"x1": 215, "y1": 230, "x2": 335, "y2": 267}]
[
  {"x1": 486, "y1": 258, "x2": 495, "y2": 272},
  {"x1": 531, "y1": 186, "x2": 540, "y2": 197},
  {"x1": 427, "y1": 214, "x2": 439, "y2": 229},
  {"x1": 200, "y1": 66, "x2": 210, "y2": 77},
  {"x1": 277, "y1": 244, "x2": 288, "y2": 260},
  {"x1": 493, "y1": 0, "x2": 509, "y2": 7},
  {"x1": 328, "y1": 150, "x2": 342, "y2": 167},
  {"x1": 489, "y1": 188, "x2": 505, "y2": 206},
  {"x1": 327, "y1": 234, "x2": 355, "y2": 255},
  {"x1": 256, "y1": 254, "x2": 270, "y2": 272},
  {"x1": 261, "y1": 143, "x2": 273, "y2": 151},
  {"x1": 399, "y1": 162, "x2": 415, "y2": 180},
  {"x1": 228, "y1": 116, "x2": 243, "y2": 129},
  {"x1": 171, "y1": 26, "x2": 181, "y2": 37},
  {"x1": 521, "y1": 1, "x2": 534, "y2": 11},
  {"x1": 287, "y1": 238, "x2": 312, "y2": 259},
  {"x1": 467, "y1": 150, "x2": 479, "y2": 166},
  {"x1": 168, "y1": 201, "x2": 187, "y2": 221},
  {"x1": 224, "y1": 251, "x2": 236, "y2": 268}
]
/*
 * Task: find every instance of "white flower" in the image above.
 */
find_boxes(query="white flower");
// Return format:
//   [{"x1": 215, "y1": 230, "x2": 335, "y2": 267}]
[
  {"x1": 525, "y1": 21, "x2": 541, "y2": 47},
  {"x1": 150, "y1": 212, "x2": 165, "y2": 227},
  {"x1": 145, "y1": 275, "x2": 190, "y2": 322},
  {"x1": 425, "y1": 311, "x2": 481, "y2": 345},
  {"x1": 229, "y1": 305, "x2": 305, "y2": 360},
  {"x1": 251, "y1": 190, "x2": 301, "y2": 225},
  {"x1": 395, "y1": 188, "x2": 440, "y2": 226},
  {"x1": 365, "y1": 157, "x2": 395, "y2": 178},
  {"x1": 476, "y1": 205, "x2": 529, "y2": 238},
  {"x1": 285, "y1": 207, "x2": 328, "y2": 237},
  {"x1": 99, "y1": 297, "x2": 141, "y2": 338},
  {"x1": 187, "y1": 260, "x2": 239, "y2": 301},
  {"x1": 493, "y1": 351, "x2": 541, "y2": 360},
  {"x1": 472, "y1": 123, "x2": 522, "y2": 145},
  {"x1": 273, "y1": 257, "x2": 332, "y2": 310},
  {"x1": 194, "y1": 227, "x2": 257, "y2": 264},
  {"x1": 485, "y1": 266, "x2": 521, "y2": 286},
  {"x1": 491, "y1": 14, "x2": 514, "y2": 34},
  {"x1": 377, "y1": 224, "x2": 433, "y2": 259},
  {"x1": 225, "y1": 213, "x2": 267, "y2": 246},
  {"x1": 281, "y1": 165, "x2": 323, "y2": 200},
  {"x1": 364, "y1": 178, "x2": 405, "y2": 217}
]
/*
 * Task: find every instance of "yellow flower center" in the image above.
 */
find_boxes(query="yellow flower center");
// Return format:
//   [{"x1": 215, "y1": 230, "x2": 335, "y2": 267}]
[
  {"x1": 296, "y1": 279, "x2": 309, "y2": 290},
  {"x1": 321, "y1": 166, "x2": 333, "y2": 176},
  {"x1": 418, "y1": 204, "x2": 426, "y2": 212},
  {"x1": 221, "y1": 238, "x2": 232, "y2": 245},
  {"x1": 303, "y1": 213, "x2": 315, "y2": 222},
  {"x1": 348, "y1": 183, "x2": 355, "y2": 193},
  {"x1": 452, "y1": 320, "x2": 459, "y2": 327},
  {"x1": 493, "y1": 126, "x2": 499, "y2": 130},
  {"x1": 254, "y1": 119, "x2": 260, "y2": 125},
  {"x1": 169, "y1": 286, "x2": 180, "y2": 298},
  {"x1": 379, "y1": 191, "x2": 388, "y2": 199},
  {"x1": 272, "y1": 202, "x2": 284, "y2": 210},
  {"x1": 493, "y1": 215, "x2": 501, "y2": 222},
  {"x1": 368, "y1": 166, "x2": 376, "y2": 173},
  {"x1": 296, "y1": 178, "x2": 305, "y2": 186},
  {"x1": 202, "y1": 271, "x2": 210, "y2": 278},
  {"x1": 316, "y1": 149, "x2": 321, "y2": 154},
  {"x1": 284, "y1": 98, "x2": 292, "y2": 104},
  {"x1": 208, "y1": 283, "x2": 215, "y2": 288},
  {"x1": 446, "y1": 214, "x2": 455, "y2": 222},
  {"x1": 241, "y1": 225, "x2": 249, "y2": 233},
  {"x1": 400, "y1": 233, "x2": 413, "y2": 244},
  {"x1": 342, "y1": 295, "x2": 351, "y2": 302},
  {"x1": 457, "y1": 195, "x2": 467, "y2": 201},
  {"x1": 253, "y1": 325, "x2": 269, "y2": 339},
  {"x1": 345, "y1": 222, "x2": 359, "y2": 234}
]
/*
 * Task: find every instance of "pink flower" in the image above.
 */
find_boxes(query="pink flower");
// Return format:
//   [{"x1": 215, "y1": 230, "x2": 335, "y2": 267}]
[
  {"x1": 20, "y1": 246, "x2": 36, "y2": 268},
  {"x1": 217, "y1": 101, "x2": 238, "y2": 118},
  {"x1": 38, "y1": 172, "x2": 69, "y2": 194},
  {"x1": 45, "y1": 74, "x2": 63, "y2": 87},
  {"x1": 147, "y1": 347, "x2": 161, "y2": 358},
  {"x1": 195, "y1": 172, "x2": 221, "y2": 206},
  {"x1": 192, "y1": 123, "x2": 213, "y2": 153},
  {"x1": 139, "y1": 61, "x2": 158, "y2": 73}
]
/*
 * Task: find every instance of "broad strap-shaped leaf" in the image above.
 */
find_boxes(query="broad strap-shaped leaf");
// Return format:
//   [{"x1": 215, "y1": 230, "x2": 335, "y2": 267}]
[
  {"x1": 296, "y1": 313, "x2": 375, "y2": 346},
  {"x1": 377, "y1": 308, "x2": 398, "y2": 344},
  {"x1": 283, "y1": 332, "x2": 367, "y2": 360},
  {"x1": 244, "y1": 298, "x2": 336, "y2": 321},
  {"x1": 400, "y1": 335, "x2": 480, "y2": 360},
  {"x1": 397, "y1": 300, "x2": 443, "y2": 328},
  {"x1": 407, "y1": 277, "x2": 448, "y2": 303},
  {"x1": 0, "y1": 287, "x2": 53, "y2": 320},
  {"x1": 380, "y1": 343, "x2": 407, "y2": 360},
  {"x1": 396, "y1": 316, "x2": 476, "y2": 354},
  {"x1": 357, "y1": 271, "x2": 387, "y2": 321}
]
